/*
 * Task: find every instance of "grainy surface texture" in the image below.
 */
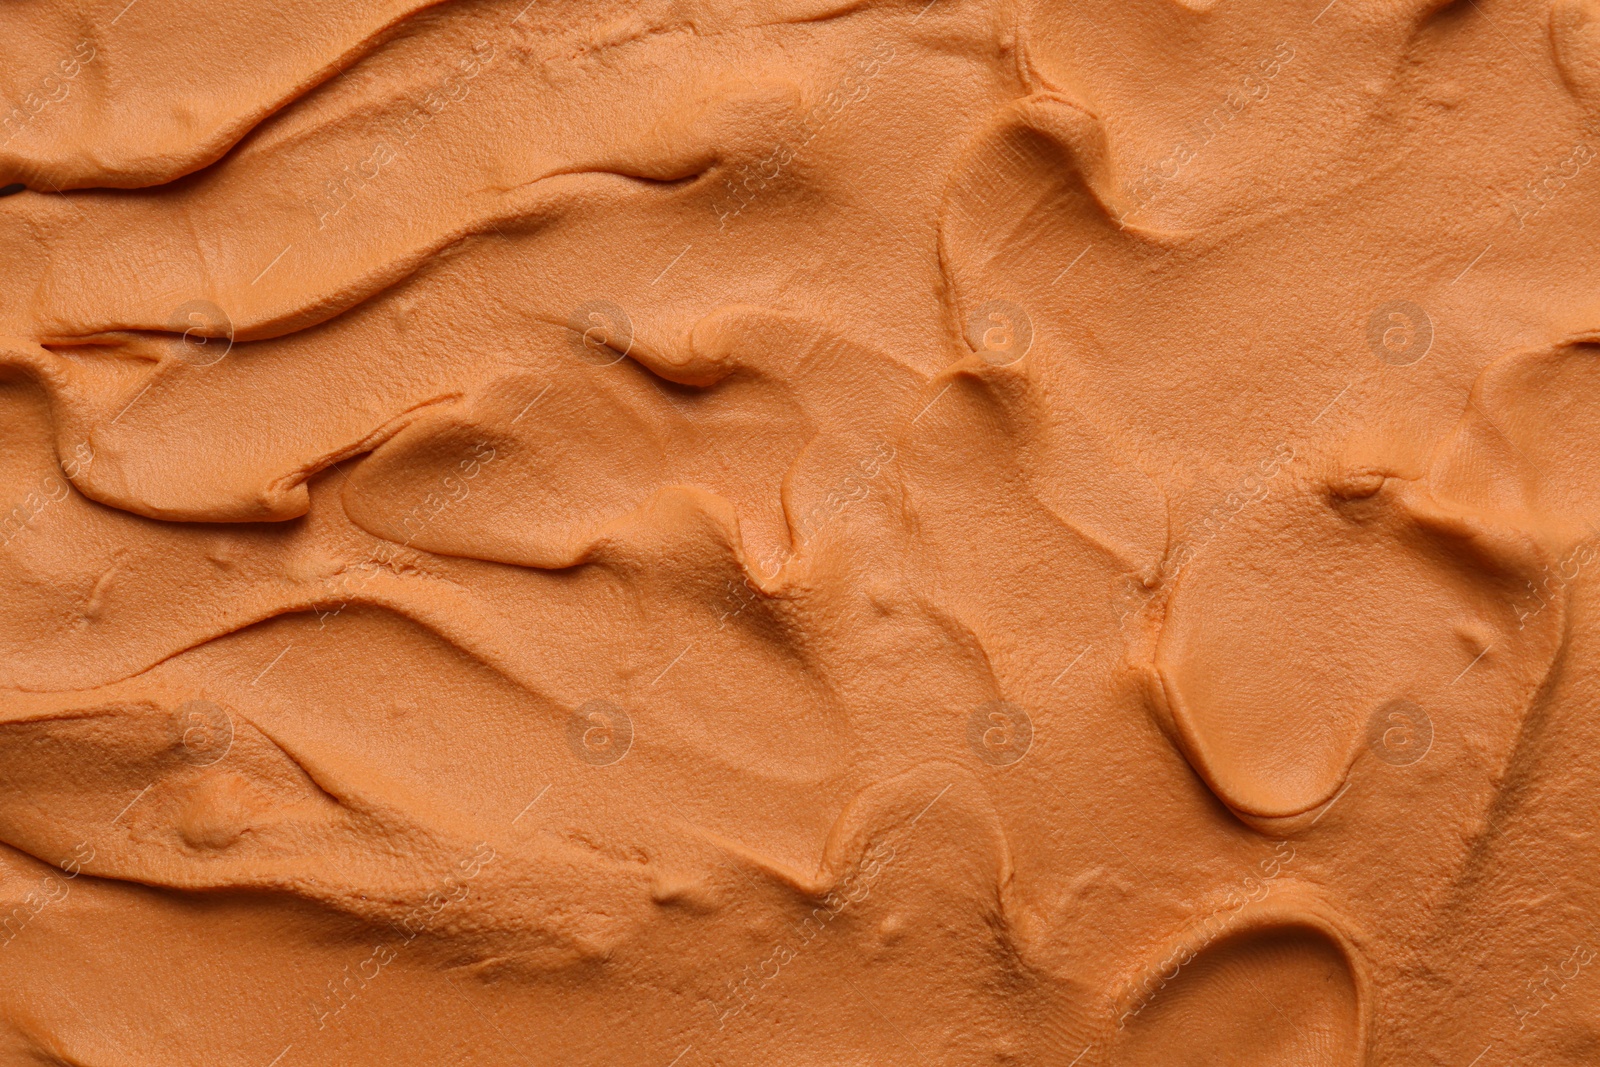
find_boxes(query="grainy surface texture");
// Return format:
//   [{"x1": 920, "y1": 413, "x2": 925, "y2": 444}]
[{"x1": 2, "y1": 0, "x2": 1600, "y2": 1064}]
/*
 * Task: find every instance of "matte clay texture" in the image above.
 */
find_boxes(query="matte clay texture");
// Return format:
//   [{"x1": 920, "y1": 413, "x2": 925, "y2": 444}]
[{"x1": 2, "y1": 0, "x2": 1599, "y2": 1064}]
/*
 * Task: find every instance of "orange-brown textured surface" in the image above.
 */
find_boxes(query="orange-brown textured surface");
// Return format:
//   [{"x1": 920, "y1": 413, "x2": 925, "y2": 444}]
[{"x1": 2, "y1": 0, "x2": 1599, "y2": 1064}]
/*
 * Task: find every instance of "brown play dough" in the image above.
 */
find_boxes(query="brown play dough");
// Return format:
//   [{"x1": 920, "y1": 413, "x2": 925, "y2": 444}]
[{"x1": 3, "y1": 0, "x2": 1600, "y2": 1064}]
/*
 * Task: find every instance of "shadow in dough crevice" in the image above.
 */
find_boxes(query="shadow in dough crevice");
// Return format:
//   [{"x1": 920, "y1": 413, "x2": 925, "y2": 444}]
[{"x1": 1108, "y1": 915, "x2": 1363, "y2": 1067}]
